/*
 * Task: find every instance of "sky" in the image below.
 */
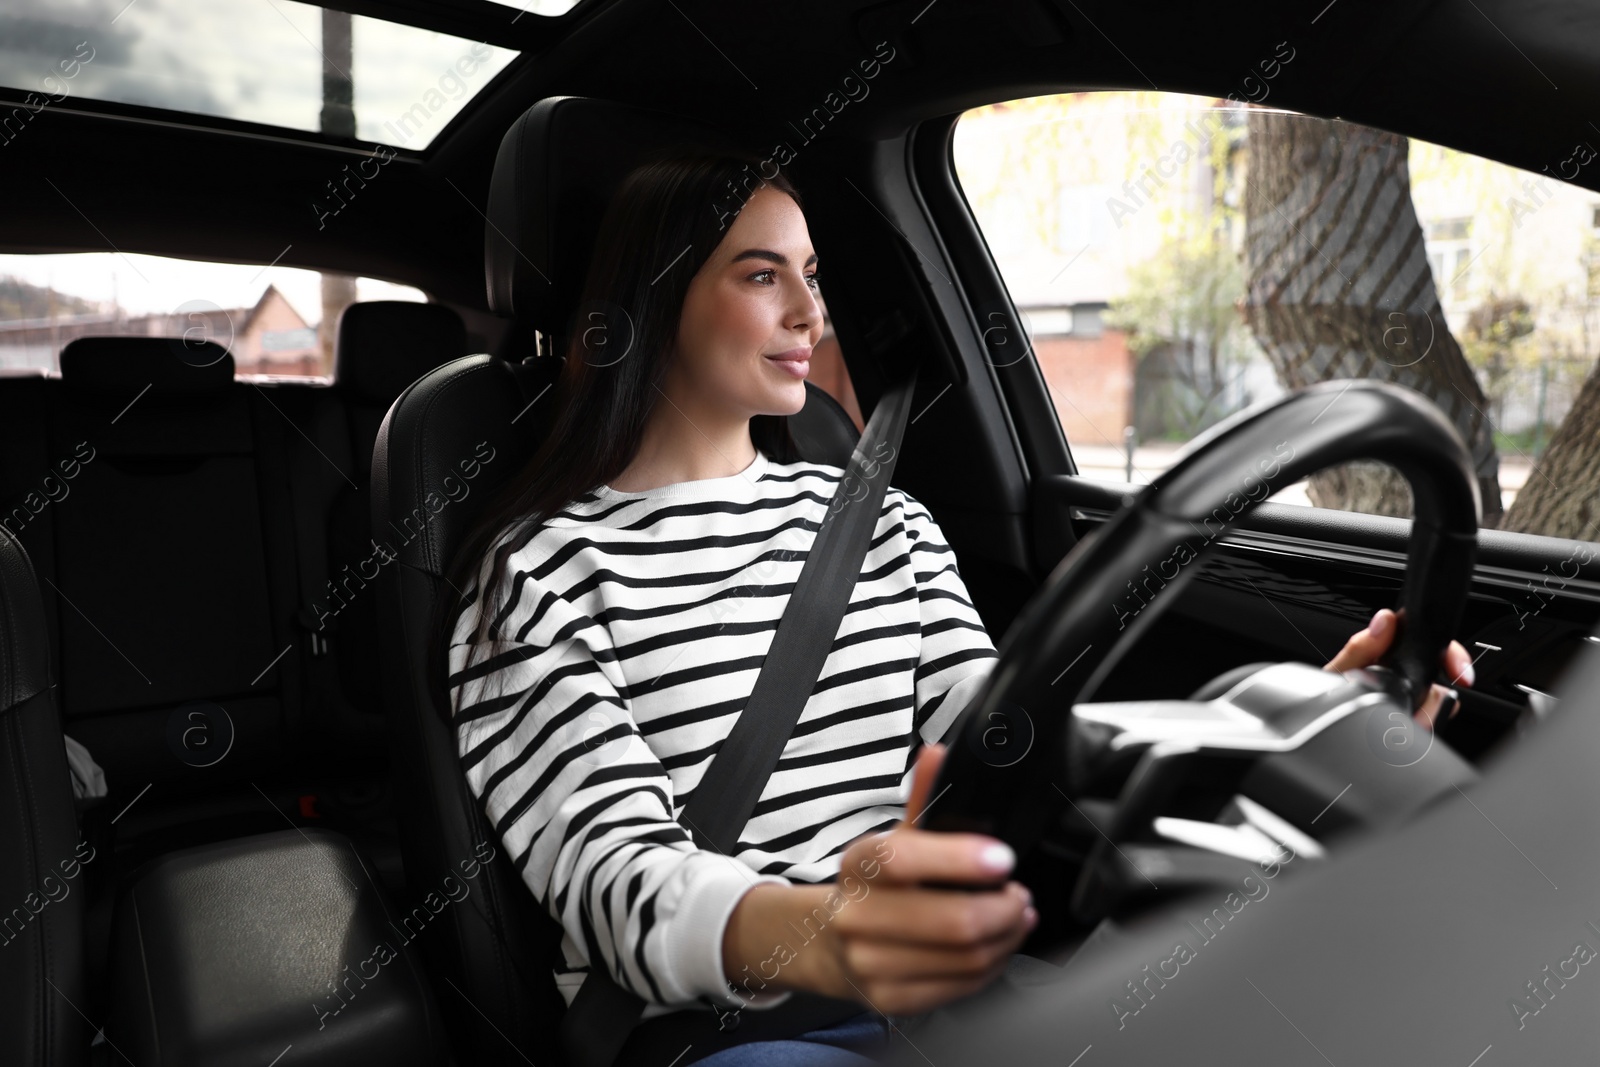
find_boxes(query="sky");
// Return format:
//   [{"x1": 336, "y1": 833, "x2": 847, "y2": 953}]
[{"x1": 0, "y1": 0, "x2": 518, "y2": 147}]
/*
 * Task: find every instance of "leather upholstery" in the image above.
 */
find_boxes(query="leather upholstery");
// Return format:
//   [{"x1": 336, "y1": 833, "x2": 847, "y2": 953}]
[
  {"x1": 60, "y1": 336, "x2": 233, "y2": 393},
  {"x1": 329, "y1": 303, "x2": 471, "y2": 726},
  {"x1": 334, "y1": 302, "x2": 469, "y2": 410},
  {"x1": 373, "y1": 95, "x2": 864, "y2": 1065},
  {"x1": 0, "y1": 525, "x2": 87, "y2": 1067},
  {"x1": 47, "y1": 337, "x2": 280, "y2": 784},
  {"x1": 787, "y1": 380, "x2": 859, "y2": 470},
  {"x1": 485, "y1": 96, "x2": 746, "y2": 324},
  {"x1": 106, "y1": 828, "x2": 448, "y2": 1066},
  {"x1": 373, "y1": 353, "x2": 568, "y2": 1067}
]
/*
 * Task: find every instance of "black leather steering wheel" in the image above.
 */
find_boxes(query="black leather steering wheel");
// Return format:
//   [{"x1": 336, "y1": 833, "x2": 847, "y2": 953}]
[{"x1": 923, "y1": 379, "x2": 1481, "y2": 867}]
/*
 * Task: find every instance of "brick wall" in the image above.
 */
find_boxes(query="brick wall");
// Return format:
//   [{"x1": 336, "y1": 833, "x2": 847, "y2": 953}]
[{"x1": 1031, "y1": 328, "x2": 1133, "y2": 447}]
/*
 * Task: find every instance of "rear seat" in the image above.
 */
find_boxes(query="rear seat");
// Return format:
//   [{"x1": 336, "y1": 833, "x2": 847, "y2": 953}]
[
  {"x1": 48, "y1": 337, "x2": 288, "y2": 786},
  {"x1": 327, "y1": 301, "x2": 469, "y2": 726},
  {"x1": 0, "y1": 304, "x2": 471, "y2": 792}
]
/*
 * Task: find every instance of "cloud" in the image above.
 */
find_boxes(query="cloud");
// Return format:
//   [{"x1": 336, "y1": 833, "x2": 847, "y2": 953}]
[{"x1": 0, "y1": 0, "x2": 514, "y2": 145}]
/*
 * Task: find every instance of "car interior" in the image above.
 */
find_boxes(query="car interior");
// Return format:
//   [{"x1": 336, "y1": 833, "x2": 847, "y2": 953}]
[{"x1": 3, "y1": 0, "x2": 1600, "y2": 1065}]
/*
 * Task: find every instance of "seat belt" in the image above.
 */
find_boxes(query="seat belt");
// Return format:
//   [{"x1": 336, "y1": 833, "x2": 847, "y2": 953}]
[
  {"x1": 559, "y1": 371, "x2": 919, "y2": 1067},
  {"x1": 275, "y1": 389, "x2": 369, "y2": 742},
  {"x1": 250, "y1": 386, "x2": 350, "y2": 740}
]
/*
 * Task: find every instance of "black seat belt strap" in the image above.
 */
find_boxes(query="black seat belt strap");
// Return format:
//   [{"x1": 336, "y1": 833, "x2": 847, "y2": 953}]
[
  {"x1": 559, "y1": 372, "x2": 919, "y2": 1067},
  {"x1": 251, "y1": 387, "x2": 349, "y2": 738}
]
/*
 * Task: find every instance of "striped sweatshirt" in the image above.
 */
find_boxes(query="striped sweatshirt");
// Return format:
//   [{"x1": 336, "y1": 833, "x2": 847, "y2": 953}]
[{"x1": 447, "y1": 448, "x2": 998, "y2": 1020}]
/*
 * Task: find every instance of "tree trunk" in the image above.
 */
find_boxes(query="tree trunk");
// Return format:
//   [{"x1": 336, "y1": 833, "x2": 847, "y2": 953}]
[
  {"x1": 1240, "y1": 113, "x2": 1503, "y2": 526},
  {"x1": 1500, "y1": 361, "x2": 1600, "y2": 538}
]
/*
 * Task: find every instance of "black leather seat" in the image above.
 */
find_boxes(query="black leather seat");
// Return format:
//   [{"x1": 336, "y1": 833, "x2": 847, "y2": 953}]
[
  {"x1": 370, "y1": 96, "x2": 861, "y2": 1064},
  {"x1": 51, "y1": 338, "x2": 293, "y2": 786},
  {"x1": 0, "y1": 524, "x2": 87, "y2": 1067},
  {"x1": 328, "y1": 302, "x2": 470, "y2": 727},
  {"x1": 105, "y1": 828, "x2": 449, "y2": 1067}
]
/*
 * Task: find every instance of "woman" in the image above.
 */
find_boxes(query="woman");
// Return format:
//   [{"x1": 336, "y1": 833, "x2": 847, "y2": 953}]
[{"x1": 441, "y1": 153, "x2": 1472, "y2": 1066}]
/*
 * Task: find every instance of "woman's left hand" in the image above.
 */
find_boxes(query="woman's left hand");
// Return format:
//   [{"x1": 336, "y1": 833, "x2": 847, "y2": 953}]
[{"x1": 1322, "y1": 607, "x2": 1474, "y2": 730}]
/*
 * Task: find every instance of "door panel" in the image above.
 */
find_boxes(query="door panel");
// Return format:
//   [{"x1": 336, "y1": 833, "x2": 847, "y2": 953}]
[{"x1": 1030, "y1": 475, "x2": 1600, "y2": 759}]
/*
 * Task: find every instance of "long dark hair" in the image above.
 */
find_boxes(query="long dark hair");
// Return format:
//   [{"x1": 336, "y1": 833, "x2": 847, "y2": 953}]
[{"x1": 432, "y1": 152, "x2": 805, "y2": 710}]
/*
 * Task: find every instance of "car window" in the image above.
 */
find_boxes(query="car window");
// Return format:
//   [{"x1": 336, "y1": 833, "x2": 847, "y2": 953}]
[
  {"x1": 954, "y1": 91, "x2": 1600, "y2": 542},
  {"x1": 0, "y1": 252, "x2": 426, "y2": 380}
]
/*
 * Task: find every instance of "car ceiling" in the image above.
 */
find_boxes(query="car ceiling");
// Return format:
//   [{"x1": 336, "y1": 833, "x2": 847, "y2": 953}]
[{"x1": 2, "y1": 0, "x2": 1597, "y2": 311}]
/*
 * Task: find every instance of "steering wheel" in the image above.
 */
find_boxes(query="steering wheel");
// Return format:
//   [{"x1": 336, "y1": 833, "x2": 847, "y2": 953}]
[{"x1": 922, "y1": 380, "x2": 1481, "y2": 895}]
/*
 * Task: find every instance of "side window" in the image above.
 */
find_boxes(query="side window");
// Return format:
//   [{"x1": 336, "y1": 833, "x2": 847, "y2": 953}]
[
  {"x1": 954, "y1": 92, "x2": 1600, "y2": 542},
  {"x1": 0, "y1": 252, "x2": 427, "y2": 379}
]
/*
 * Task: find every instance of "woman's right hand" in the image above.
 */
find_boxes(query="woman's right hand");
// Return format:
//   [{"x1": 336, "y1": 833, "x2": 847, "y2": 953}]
[{"x1": 804, "y1": 742, "x2": 1037, "y2": 1015}]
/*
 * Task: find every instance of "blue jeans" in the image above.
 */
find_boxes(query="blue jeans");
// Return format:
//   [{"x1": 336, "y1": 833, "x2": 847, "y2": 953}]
[{"x1": 690, "y1": 1010, "x2": 892, "y2": 1067}]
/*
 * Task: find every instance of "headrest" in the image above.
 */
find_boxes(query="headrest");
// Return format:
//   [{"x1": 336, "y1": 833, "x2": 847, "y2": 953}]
[
  {"x1": 333, "y1": 301, "x2": 469, "y2": 408},
  {"x1": 484, "y1": 96, "x2": 748, "y2": 330},
  {"x1": 60, "y1": 336, "x2": 234, "y2": 393}
]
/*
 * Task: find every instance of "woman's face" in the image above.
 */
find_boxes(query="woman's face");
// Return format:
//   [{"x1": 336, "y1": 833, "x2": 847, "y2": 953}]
[{"x1": 666, "y1": 185, "x2": 822, "y2": 423}]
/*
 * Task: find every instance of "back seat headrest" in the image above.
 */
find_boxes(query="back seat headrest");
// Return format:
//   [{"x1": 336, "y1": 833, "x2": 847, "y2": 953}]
[
  {"x1": 60, "y1": 336, "x2": 234, "y2": 393},
  {"x1": 334, "y1": 301, "x2": 469, "y2": 409},
  {"x1": 484, "y1": 96, "x2": 746, "y2": 330}
]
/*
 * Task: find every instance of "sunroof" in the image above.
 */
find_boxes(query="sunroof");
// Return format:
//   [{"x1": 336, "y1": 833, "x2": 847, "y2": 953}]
[
  {"x1": 480, "y1": 0, "x2": 584, "y2": 16},
  {"x1": 0, "y1": 0, "x2": 519, "y2": 149}
]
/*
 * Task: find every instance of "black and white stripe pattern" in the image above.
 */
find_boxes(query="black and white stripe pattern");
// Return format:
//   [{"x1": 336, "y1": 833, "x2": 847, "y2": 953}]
[{"x1": 448, "y1": 450, "x2": 997, "y2": 1016}]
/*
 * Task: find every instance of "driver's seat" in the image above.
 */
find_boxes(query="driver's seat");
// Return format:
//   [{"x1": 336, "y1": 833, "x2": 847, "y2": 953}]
[{"x1": 371, "y1": 97, "x2": 859, "y2": 1065}]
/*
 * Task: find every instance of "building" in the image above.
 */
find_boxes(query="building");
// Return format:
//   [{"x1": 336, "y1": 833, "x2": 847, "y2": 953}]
[
  {"x1": 0, "y1": 284, "x2": 322, "y2": 377},
  {"x1": 955, "y1": 91, "x2": 1600, "y2": 452}
]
